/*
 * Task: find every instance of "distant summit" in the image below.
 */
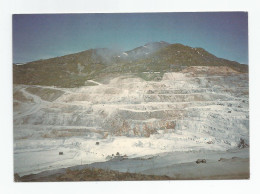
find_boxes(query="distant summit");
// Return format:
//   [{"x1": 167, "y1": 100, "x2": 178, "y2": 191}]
[
  {"x1": 125, "y1": 41, "x2": 170, "y2": 59},
  {"x1": 13, "y1": 42, "x2": 248, "y2": 87}
]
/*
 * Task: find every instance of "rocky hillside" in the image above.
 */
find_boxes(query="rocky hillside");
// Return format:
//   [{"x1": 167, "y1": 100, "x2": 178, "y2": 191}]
[{"x1": 13, "y1": 42, "x2": 248, "y2": 87}]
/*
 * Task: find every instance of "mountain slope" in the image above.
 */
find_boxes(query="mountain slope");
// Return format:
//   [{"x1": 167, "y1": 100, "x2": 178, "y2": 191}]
[
  {"x1": 13, "y1": 42, "x2": 248, "y2": 87},
  {"x1": 133, "y1": 44, "x2": 247, "y2": 72}
]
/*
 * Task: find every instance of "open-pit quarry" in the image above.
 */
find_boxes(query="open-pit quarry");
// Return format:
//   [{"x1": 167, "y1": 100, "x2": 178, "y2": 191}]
[{"x1": 13, "y1": 66, "x2": 249, "y2": 179}]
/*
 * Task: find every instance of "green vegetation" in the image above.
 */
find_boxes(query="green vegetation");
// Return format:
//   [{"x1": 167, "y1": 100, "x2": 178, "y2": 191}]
[
  {"x1": 136, "y1": 72, "x2": 164, "y2": 81},
  {"x1": 13, "y1": 90, "x2": 33, "y2": 103},
  {"x1": 25, "y1": 87, "x2": 65, "y2": 101}
]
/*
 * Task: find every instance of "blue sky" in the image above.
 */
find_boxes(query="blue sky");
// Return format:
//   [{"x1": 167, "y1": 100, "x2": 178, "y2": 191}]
[{"x1": 13, "y1": 12, "x2": 248, "y2": 64}]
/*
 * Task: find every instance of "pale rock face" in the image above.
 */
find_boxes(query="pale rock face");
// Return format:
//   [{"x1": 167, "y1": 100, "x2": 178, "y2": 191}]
[
  {"x1": 13, "y1": 66, "x2": 249, "y2": 176},
  {"x1": 162, "y1": 72, "x2": 188, "y2": 81}
]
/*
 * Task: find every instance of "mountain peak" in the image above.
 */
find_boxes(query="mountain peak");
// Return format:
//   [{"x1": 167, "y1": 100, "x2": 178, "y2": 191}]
[
  {"x1": 125, "y1": 41, "x2": 170, "y2": 59},
  {"x1": 144, "y1": 41, "x2": 170, "y2": 46}
]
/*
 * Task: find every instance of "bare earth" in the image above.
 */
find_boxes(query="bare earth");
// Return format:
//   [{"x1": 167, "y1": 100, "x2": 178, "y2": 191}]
[
  {"x1": 13, "y1": 66, "x2": 249, "y2": 180},
  {"x1": 16, "y1": 148, "x2": 249, "y2": 181}
]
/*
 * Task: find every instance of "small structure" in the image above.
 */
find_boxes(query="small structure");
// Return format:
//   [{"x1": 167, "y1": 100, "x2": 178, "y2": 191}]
[
  {"x1": 228, "y1": 111, "x2": 232, "y2": 113},
  {"x1": 106, "y1": 153, "x2": 128, "y2": 161},
  {"x1": 59, "y1": 152, "x2": 63, "y2": 155},
  {"x1": 238, "y1": 138, "x2": 249, "y2": 148},
  {"x1": 96, "y1": 142, "x2": 99, "y2": 145},
  {"x1": 196, "y1": 159, "x2": 206, "y2": 164}
]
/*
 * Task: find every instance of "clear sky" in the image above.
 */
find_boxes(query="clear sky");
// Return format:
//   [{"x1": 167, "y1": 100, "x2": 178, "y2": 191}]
[{"x1": 13, "y1": 12, "x2": 248, "y2": 64}]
